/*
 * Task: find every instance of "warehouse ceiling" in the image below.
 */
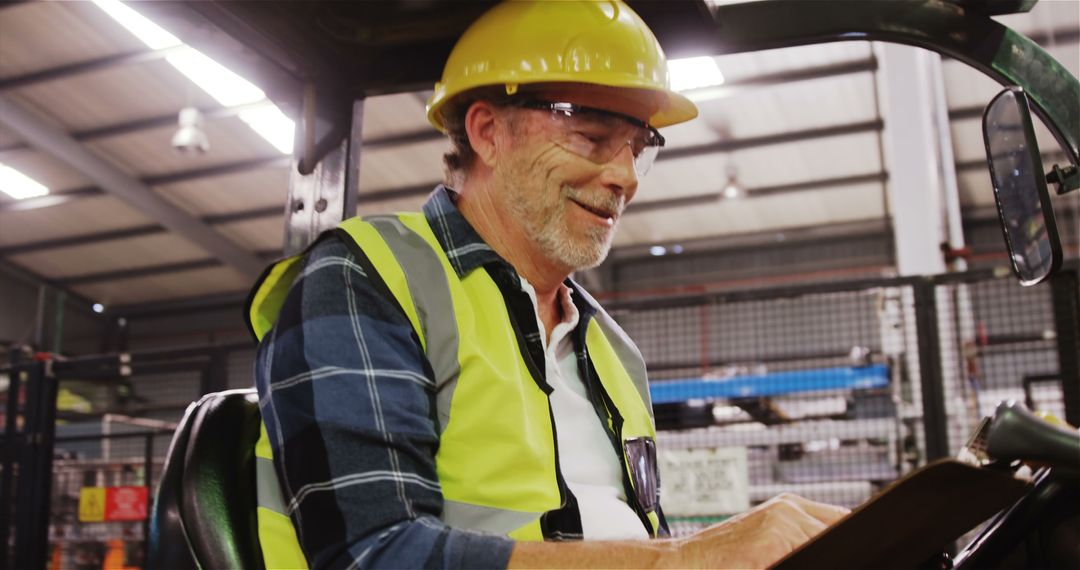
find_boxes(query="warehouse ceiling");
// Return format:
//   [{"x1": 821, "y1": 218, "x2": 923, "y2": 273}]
[{"x1": 0, "y1": 0, "x2": 1077, "y2": 311}]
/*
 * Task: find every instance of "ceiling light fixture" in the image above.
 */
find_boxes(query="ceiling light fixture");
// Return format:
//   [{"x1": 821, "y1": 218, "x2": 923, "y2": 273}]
[
  {"x1": 649, "y1": 245, "x2": 667, "y2": 256},
  {"x1": 0, "y1": 163, "x2": 49, "y2": 200},
  {"x1": 171, "y1": 107, "x2": 210, "y2": 155},
  {"x1": 92, "y1": 0, "x2": 295, "y2": 154},
  {"x1": 721, "y1": 162, "x2": 743, "y2": 199},
  {"x1": 722, "y1": 181, "x2": 742, "y2": 199},
  {"x1": 92, "y1": 303, "x2": 105, "y2": 314}
]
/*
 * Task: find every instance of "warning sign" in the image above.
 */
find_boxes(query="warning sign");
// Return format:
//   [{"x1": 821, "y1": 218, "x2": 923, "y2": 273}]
[
  {"x1": 78, "y1": 487, "x2": 106, "y2": 522},
  {"x1": 105, "y1": 486, "x2": 149, "y2": 521},
  {"x1": 658, "y1": 446, "x2": 750, "y2": 516},
  {"x1": 78, "y1": 486, "x2": 149, "y2": 522}
]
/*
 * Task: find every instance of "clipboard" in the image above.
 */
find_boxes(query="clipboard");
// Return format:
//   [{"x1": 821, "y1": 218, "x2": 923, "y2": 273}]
[{"x1": 772, "y1": 459, "x2": 1031, "y2": 569}]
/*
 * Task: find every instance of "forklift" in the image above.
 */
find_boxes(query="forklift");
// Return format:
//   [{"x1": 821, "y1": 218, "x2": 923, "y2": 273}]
[{"x1": 5, "y1": 1, "x2": 1079, "y2": 568}]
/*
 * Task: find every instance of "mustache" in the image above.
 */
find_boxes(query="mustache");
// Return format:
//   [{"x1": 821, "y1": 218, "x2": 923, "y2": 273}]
[{"x1": 563, "y1": 186, "x2": 625, "y2": 218}]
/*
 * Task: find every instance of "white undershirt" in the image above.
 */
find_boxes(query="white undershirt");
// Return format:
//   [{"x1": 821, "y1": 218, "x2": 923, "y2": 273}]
[{"x1": 520, "y1": 277, "x2": 649, "y2": 541}]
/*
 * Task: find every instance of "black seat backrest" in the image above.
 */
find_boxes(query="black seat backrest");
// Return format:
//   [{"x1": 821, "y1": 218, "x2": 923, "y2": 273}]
[
  {"x1": 148, "y1": 389, "x2": 265, "y2": 570},
  {"x1": 147, "y1": 400, "x2": 199, "y2": 570}
]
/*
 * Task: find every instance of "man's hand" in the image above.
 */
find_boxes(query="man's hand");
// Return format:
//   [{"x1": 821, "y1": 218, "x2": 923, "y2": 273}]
[
  {"x1": 668, "y1": 493, "x2": 849, "y2": 569},
  {"x1": 507, "y1": 494, "x2": 848, "y2": 569}
]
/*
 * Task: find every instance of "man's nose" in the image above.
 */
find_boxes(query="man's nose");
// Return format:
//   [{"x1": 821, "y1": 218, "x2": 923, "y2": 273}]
[{"x1": 600, "y1": 143, "x2": 639, "y2": 200}]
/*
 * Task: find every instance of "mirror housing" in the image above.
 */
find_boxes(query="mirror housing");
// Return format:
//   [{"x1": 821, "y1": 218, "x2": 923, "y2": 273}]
[{"x1": 981, "y1": 87, "x2": 1063, "y2": 286}]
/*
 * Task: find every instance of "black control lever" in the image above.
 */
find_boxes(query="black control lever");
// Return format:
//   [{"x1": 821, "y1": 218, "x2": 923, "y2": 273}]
[{"x1": 985, "y1": 400, "x2": 1080, "y2": 470}]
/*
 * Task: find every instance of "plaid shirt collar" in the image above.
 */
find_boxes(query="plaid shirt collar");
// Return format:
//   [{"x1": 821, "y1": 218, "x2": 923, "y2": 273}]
[
  {"x1": 421, "y1": 185, "x2": 504, "y2": 278},
  {"x1": 421, "y1": 185, "x2": 598, "y2": 317}
]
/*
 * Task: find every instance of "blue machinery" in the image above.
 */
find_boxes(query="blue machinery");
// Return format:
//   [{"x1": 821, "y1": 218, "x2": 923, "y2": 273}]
[{"x1": 649, "y1": 364, "x2": 891, "y2": 405}]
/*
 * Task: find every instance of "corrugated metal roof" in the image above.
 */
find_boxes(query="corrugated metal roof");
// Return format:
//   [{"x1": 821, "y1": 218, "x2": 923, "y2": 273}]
[
  {"x1": 7, "y1": 60, "x2": 217, "y2": 132},
  {"x1": 0, "y1": 147, "x2": 94, "y2": 190},
  {"x1": 9, "y1": 233, "x2": 208, "y2": 278},
  {"x1": 214, "y1": 218, "x2": 285, "y2": 253},
  {"x1": 86, "y1": 116, "x2": 281, "y2": 178},
  {"x1": 72, "y1": 265, "x2": 250, "y2": 305},
  {"x1": 0, "y1": 1, "x2": 142, "y2": 77},
  {"x1": 155, "y1": 165, "x2": 289, "y2": 216},
  {"x1": 0, "y1": 195, "x2": 151, "y2": 245}
]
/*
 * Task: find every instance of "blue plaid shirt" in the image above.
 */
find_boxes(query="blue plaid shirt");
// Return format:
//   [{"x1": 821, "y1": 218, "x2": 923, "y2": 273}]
[{"x1": 254, "y1": 186, "x2": 640, "y2": 569}]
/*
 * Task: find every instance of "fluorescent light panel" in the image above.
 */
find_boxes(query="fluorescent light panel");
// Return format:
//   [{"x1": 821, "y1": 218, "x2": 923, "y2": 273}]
[
  {"x1": 239, "y1": 105, "x2": 295, "y2": 154},
  {"x1": 0, "y1": 163, "x2": 49, "y2": 200},
  {"x1": 165, "y1": 48, "x2": 266, "y2": 107},
  {"x1": 92, "y1": 0, "x2": 295, "y2": 153},
  {"x1": 669, "y1": 56, "x2": 725, "y2": 92},
  {"x1": 91, "y1": 0, "x2": 180, "y2": 49}
]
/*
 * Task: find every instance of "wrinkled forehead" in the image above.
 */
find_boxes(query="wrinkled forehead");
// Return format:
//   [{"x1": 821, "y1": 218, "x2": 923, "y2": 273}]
[{"x1": 523, "y1": 83, "x2": 662, "y2": 125}]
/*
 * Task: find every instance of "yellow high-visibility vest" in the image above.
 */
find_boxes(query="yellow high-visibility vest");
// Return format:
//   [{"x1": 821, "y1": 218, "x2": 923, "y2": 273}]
[{"x1": 246, "y1": 213, "x2": 660, "y2": 568}]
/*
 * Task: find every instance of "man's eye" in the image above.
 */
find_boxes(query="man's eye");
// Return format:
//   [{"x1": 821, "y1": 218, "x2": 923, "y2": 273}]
[{"x1": 574, "y1": 131, "x2": 606, "y2": 144}]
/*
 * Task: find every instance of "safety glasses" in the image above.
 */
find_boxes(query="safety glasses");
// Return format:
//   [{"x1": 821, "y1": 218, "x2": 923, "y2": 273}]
[{"x1": 513, "y1": 100, "x2": 665, "y2": 177}]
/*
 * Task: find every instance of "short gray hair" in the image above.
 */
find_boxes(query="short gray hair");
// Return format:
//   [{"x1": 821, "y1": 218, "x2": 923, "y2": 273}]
[{"x1": 439, "y1": 87, "x2": 519, "y2": 187}]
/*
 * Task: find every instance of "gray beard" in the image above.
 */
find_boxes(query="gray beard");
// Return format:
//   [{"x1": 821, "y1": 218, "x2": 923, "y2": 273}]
[{"x1": 506, "y1": 184, "x2": 618, "y2": 271}]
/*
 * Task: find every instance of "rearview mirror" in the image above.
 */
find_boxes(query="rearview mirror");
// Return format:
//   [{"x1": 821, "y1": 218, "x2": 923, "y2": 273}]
[{"x1": 982, "y1": 87, "x2": 1063, "y2": 286}]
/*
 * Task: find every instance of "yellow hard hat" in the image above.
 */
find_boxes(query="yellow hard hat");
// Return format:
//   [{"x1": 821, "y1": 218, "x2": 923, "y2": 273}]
[{"x1": 426, "y1": 0, "x2": 699, "y2": 132}]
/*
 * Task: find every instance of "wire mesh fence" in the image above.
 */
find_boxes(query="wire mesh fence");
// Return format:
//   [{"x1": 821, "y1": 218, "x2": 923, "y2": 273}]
[
  {"x1": 607, "y1": 268, "x2": 1076, "y2": 538},
  {"x1": 49, "y1": 431, "x2": 168, "y2": 570}
]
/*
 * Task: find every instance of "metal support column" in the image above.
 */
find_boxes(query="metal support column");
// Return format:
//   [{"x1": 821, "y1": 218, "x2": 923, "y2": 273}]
[
  {"x1": 875, "y1": 43, "x2": 948, "y2": 277},
  {"x1": 284, "y1": 99, "x2": 364, "y2": 256},
  {"x1": 1050, "y1": 269, "x2": 1080, "y2": 427},
  {"x1": 12, "y1": 360, "x2": 59, "y2": 570},
  {"x1": 876, "y1": 43, "x2": 972, "y2": 457},
  {"x1": 0, "y1": 354, "x2": 25, "y2": 568},
  {"x1": 913, "y1": 281, "x2": 951, "y2": 461},
  {"x1": 200, "y1": 348, "x2": 229, "y2": 396},
  {"x1": 143, "y1": 433, "x2": 155, "y2": 565}
]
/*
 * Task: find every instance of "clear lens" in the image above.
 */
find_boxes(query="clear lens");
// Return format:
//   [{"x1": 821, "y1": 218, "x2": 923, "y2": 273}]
[
  {"x1": 633, "y1": 144, "x2": 660, "y2": 176},
  {"x1": 527, "y1": 101, "x2": 663, "y2": 177}
]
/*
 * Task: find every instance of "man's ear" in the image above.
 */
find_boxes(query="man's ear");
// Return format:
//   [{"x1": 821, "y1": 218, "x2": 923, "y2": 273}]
[{"x1": 464, "y1": 100, "x2": 501, "y2": 167}]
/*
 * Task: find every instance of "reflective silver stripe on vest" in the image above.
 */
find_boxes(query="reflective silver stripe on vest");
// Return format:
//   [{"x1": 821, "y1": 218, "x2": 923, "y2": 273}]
[
  {"x1": 441, "y1": 500, "x2": 542, "y2": 535},
  {"x1": 366, "y1": 215, "x2": 462, "y2": 432},
  {"x1": 256, "y1": 456, "x2": 290, "y2": 514},
  {"x1": 574, "y1": 285, "x2": 654, "y2": 415}
]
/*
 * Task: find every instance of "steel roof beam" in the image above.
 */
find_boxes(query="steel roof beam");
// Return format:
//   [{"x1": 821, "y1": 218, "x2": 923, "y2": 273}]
[
  {"x1": 661, "y1": 119, "x2": 884, "y2": 161},
  {"x1": 0, "y1": 206, "x2": 285, "y2": 256},
  {"x1": 110, "y1": 291, "x2": 249, "y2": 319},
  {"x1": 0, "y1": 186, "x2": 99, "y2": 212},
  {"x1": 625, "y1": 172, "x2": 889, "y2": 215},
  {"x1": 0, "y1": 46, "x2": 182, "y2": 92},
  {"x1": 54, "y1": 249, "x2": 280, "y2": 287},
  {"x1": 0, "y1": 155, "x2": 290, "y2": 213},
  {"x1": 0, "y1": 94, "x2": 265, "y2": 278}
]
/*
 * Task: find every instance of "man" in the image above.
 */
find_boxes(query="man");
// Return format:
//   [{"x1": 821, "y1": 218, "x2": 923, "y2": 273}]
[{"x1": 247, "y1": 1, "x2": 847, "y2": 568}]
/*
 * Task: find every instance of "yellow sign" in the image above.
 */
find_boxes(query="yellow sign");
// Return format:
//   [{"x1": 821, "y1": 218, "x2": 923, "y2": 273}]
[{"x1": 78, "y1": 487, "x2": 106, "y2": 522}]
